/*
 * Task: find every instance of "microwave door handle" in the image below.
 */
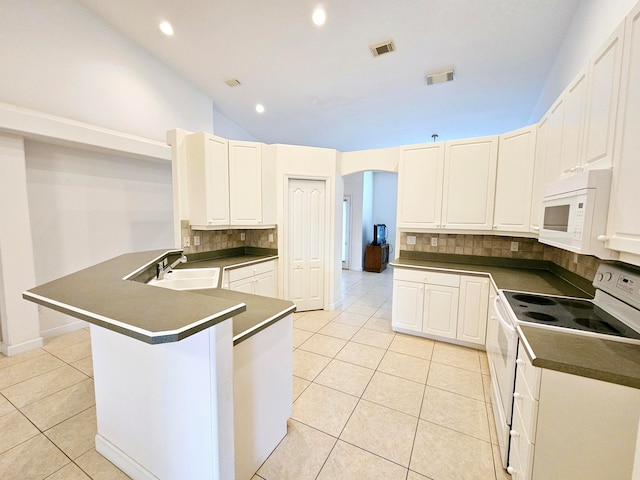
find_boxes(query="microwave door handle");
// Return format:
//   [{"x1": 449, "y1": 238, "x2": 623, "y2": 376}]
[{"x1": 494, "y1": 296, "x2": 516, "y2": 334}]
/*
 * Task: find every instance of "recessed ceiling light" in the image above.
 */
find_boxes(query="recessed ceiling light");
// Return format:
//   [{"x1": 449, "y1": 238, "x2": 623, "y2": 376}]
[
  {"x1": 159, "y1": 21, "x2": 174, "y2": 36},
  {"x1": 256, "y1": 104, "x2": 265, "y2": 113},
  {"x1": 312, "y1": 5, "x2": 326, "y2": 26}
]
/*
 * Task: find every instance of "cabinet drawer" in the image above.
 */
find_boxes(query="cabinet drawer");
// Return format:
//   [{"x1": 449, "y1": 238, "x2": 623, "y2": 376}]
[
  {"x1": 509, "y1": 403, "x2": 535, "y2": 480},
  {"x1": 516, "y1": 345, "x2": 541, "y2": 399},
  {"x1": 513, "y1": 367, "x2": 539, "y2": 441},
  {"x1": 228, "y1": 260, "x2": 276, "y2": 282},
  {"x1": 393, "y1": 268, "x2": 460, "y2": 287}
]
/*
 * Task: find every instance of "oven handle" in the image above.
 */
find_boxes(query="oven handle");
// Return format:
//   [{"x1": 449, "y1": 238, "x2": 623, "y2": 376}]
[{"x1": 493, "y1": 295, "x2": 516, "y2": 334}]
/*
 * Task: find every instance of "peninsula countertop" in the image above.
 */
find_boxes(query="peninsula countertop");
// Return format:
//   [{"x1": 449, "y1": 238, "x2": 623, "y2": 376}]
[{"x1": 23, "y1": 249, "x2": 295, "y2": 345}]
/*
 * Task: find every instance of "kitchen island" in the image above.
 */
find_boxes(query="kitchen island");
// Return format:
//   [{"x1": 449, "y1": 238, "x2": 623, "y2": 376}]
[{"x1": 23, "y1": 249, "x2": 295, "y2": 480}]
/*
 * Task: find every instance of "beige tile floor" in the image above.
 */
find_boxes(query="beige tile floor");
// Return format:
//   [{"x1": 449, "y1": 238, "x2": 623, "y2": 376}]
[{"x1": 0, "y1": 268, "x2": 510, "y2": 480}]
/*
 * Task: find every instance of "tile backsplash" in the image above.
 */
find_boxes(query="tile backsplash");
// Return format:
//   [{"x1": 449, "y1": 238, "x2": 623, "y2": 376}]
[
  {"x1": 399, "y1": 232, "x2": 600, "y2": 282},
  {"x1": 180, "y1": 220, "x2": 277, "y2": 255}
]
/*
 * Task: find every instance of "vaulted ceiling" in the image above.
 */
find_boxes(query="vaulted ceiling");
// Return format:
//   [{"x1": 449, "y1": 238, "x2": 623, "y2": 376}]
[{"x1": 76, "y1": 0, "x2": 579, "y2": 151}]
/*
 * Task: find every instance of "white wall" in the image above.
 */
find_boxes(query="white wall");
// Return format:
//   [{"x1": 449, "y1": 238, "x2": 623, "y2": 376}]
[
  {"x1": 0, "y1": 0, "x2": 214, "y2": 141},
  {"x1": 372, "y1": 172, "x2": 398, "y2": 258},
  {"x1": 343, "y1": 173, "x2": 365, "y2": 270},
  {"x1": 25, "y1": 141, "x2": 174, "y2": 336},
  {"x1": 213, "y1": 108, "x2": 259, "y2": 142},
  {"x1": 274, "y1": 144, "x2": 341, "y2": 310},
  {"x1": 531, "y1": 0, "x2": 638, "y2": 121},
  {"x1": 362, "y1": 172, "x2": 374, "y2": 256}
]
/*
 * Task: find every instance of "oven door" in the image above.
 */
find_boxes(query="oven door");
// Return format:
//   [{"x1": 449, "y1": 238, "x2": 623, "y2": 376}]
[{"x1": 486, "y1": 292, "x2": 518, "y2": 467}]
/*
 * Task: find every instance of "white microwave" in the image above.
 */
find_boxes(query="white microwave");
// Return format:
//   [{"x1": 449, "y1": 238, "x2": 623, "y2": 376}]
[{"x1": 539, "y1": 169, "x2": 613, "y2": 258}]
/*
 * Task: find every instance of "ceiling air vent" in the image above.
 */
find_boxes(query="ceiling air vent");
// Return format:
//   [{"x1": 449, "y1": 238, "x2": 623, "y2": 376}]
[
  {"x1": 225, "y1": 78, "x2": 242, "y2": 87},
  {"x1": 370, "y1": 40, "x2": 395, "y2": 57},
  {"x1": 425, "y1": 68, "x2": 455, "y2": 85}
]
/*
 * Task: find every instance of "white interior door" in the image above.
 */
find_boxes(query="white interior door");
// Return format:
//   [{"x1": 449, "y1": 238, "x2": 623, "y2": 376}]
[{"x1": 288, "y1": 179, "x2": 325, "y2": 311}]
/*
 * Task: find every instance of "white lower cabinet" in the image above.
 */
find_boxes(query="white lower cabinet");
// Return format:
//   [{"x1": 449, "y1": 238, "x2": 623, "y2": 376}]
[
  {"x1": 224, "y1": 260, "x2": 277, "y2": 297},
  {"x1": 509, "y1": 345, "x2": 640, "y2": 480},
  {"x1": 457, "y1": 276, "x2": 490, "y2": 344},
  {"x1": 392, "y1": 268, "x2": 488, "y2": 347}
]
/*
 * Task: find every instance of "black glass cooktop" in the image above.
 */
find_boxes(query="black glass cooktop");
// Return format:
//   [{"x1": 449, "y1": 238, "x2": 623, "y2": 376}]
[{"x1": 502, "y1": 291, "x2": 640, "y2": 340}]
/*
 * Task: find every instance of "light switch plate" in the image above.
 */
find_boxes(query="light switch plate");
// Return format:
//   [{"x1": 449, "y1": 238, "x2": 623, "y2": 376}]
[
  {"x1": 407, "y1": 235, "x2": 416, "y2": 245},
  {"x1": 268, "y1": 233, "x2": 274, "y2": 242},
  {"x1": 511, "y1": 241, "x2": 519, "y2": 252},
  {"x1": 431, "y1": 237, "x2": 438, "y2": 247},
  {"x1": 194, "y1": 235, "x2": 200, "y2": 246},
  {"x1": 183, "y1": 236, "x2": 190, "y2": 248},
  {"x1": 240, "y1": 233, "x2": 246, "y2": 241}
]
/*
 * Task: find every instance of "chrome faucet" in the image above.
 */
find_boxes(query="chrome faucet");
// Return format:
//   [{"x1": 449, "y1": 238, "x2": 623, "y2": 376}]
[{"x1": 157, "y1": 255, "x2": 187, "y2": 280}]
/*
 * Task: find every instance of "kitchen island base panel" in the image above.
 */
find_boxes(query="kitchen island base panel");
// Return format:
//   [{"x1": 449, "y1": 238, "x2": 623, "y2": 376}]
[
  {"x1": 91, "y1": 320, "x2": 235, "y2": 480},
  {"x1": 234, "y1": 313, "x2": 293, "y2": 480}
]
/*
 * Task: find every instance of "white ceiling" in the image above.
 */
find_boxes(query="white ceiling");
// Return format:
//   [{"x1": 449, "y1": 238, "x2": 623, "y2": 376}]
[{"x1": 76, "y1": 0, "x2": 579, "y2": 151}]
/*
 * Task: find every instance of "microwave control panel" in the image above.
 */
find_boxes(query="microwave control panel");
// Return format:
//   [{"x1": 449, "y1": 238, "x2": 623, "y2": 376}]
[{"x1": 572, "y1": 201, "x2": 585, "y2": 241}]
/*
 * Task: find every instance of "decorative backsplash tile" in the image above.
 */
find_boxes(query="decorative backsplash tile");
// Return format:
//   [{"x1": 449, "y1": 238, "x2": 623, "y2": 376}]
[
  {"x1": 180, "y1": 220, "x2": 277, "y2": 255},
  {"x1": 399, "y1": 232, "x2": 600, "y2": 282}
]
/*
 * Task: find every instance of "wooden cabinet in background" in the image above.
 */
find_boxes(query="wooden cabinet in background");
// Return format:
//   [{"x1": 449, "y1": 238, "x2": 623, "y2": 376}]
[{"x1": 364, "y1": 244, "x2": 389, "y2": 273}]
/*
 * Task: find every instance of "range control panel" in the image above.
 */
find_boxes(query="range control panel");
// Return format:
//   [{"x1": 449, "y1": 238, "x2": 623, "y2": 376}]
[{"x1": 594, "y1": 263, "x2": 640, "y2": 309}]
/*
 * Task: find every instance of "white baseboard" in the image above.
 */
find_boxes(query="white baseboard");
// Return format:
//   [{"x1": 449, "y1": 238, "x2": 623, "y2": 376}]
[
  {"x1": 1, "y1": 336, "x2": 44, "y2": 356},
  {"x1": 95, "y1": 434, "x2": 159, "y2": 480},
  {"x1": 40, "y1": 320, "x2": 88, "y2": 339},
  {"x1": 326, "y1": 299, "x2": 343, "y2": 311}
]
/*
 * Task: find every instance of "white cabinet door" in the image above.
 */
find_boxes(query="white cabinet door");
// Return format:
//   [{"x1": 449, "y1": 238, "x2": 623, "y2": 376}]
[
  {"x1": 545, "y1": 98, "x2": 564, "y2": 184},
  {"x1": 559, "y1": 70, "x2": 588, "y2": 176},
  {"x1": 457, "y1": 276, "x2": 490, "y2": 345},
  {"x1": 582, "y1": 22, "x2": 625, "y2": 172},
  {"x1": 229, "y1": 141, "x2": 262, "y2": 225},
  {"x1": 607, "y1": 3, "x2": 640, "y2": 257},
  {"x1": 422, "y1": 284, "x2": 459, "y2": 339},
  {"x1": 397, "y1": 143, "x2": 444, "y2": 228},
  {"x1": 442, "y1": 136, "x2": 498, "y2": 230},
  {"x1": 494, "y1": 126, "x2": 537, "y2": 233},
  {"x1": 392, "y1": 280, "x2": 424, "y2": 332},
  {"x1": 186, "y1": 133, "x2": 230, "y2": 226},
  {"x1": 255, "y1": 270, "x2": 277, "y2": 298},
  {"x1": 229, "y1": 277, "x2": 254, "y2": 294},
  {"x1": 530, "y1": 116, "x2": 549, "y2": 233}
]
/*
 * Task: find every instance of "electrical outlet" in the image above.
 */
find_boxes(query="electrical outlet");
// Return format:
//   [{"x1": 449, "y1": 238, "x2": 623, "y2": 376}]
[
  {"x1": 240, "y1": 232, "x2": 246, "y2": 241},
  {"x1": 194, "y1": 235, "x2": 200, "y2": 246},
  {"x1": 407, "y1": 235, "x2": 417, "y2": 245},
  {"x1": 183, "y1": 236, "x2": 190, "y2": 248},
  {"x1": 511, "y1": 241, "x2": 519, "y2": 252},
  {"x1": 268, "y1": 233, "x2": 274, "y2": 242},
  {"x1": 573, "y1": 253, "x2": 579, "y2": 264},
  {"x1": 431, "y1": 237, "x2": 438, "y2": 247}
]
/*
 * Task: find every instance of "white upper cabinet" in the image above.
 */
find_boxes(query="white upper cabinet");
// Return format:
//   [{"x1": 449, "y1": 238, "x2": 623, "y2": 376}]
[
  {"x1": 544, "y1": 97, "x2": 565, "y2": 184},
  {"x1": 397, "y1": 143, "x2": 444, "y2": 229},
  {"x1": 582, "y1": 22, "x2": 625, "y2": 172},
  {"x1": 530, "y1": 116, "x2": 549, "y2": 233},
  {"x1": 494, "y1": 125, "x2": 537, "y2": 233},
  {"x1": 186, "y1": 133, "x2": 230, "y2": 227},
  {"x1": 186, "y1": 134, "x2": 276, "y2": 229},
  {"x1": 559, "y1": 70, "x2": 588, "y2": 176},
  {"x1": 606, "y1": 3, "x2": 640, "y2": 257},
  {"x1": 229, "y1": 141, "x2": 263, "y2": 226},
  {"x1": 442, "y1": 136, "x2": 498, "y2": 230}
]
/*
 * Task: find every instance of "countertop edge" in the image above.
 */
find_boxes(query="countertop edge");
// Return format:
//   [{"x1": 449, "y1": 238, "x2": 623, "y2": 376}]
[
  {"x1": 232, "y1": 304, "x2": 296, "y2": 345},
  {"x1": 23, "y1": 289, "x2": 246, "y2": 345}
]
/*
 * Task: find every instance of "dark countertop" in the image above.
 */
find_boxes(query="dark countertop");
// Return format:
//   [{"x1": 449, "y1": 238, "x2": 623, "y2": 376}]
[
  {"x1": 390, "y1": 257, "x2": 591, "y2": 298},
  {"x1": 390, "y1": 254, "x2": 640, "y2": 389},
  {"x1": 518, "y1": 325, "x2": 640, "y2": 389},
  {"x1": 23, "y1": 250, "x2": 294, "y2": 345}
]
